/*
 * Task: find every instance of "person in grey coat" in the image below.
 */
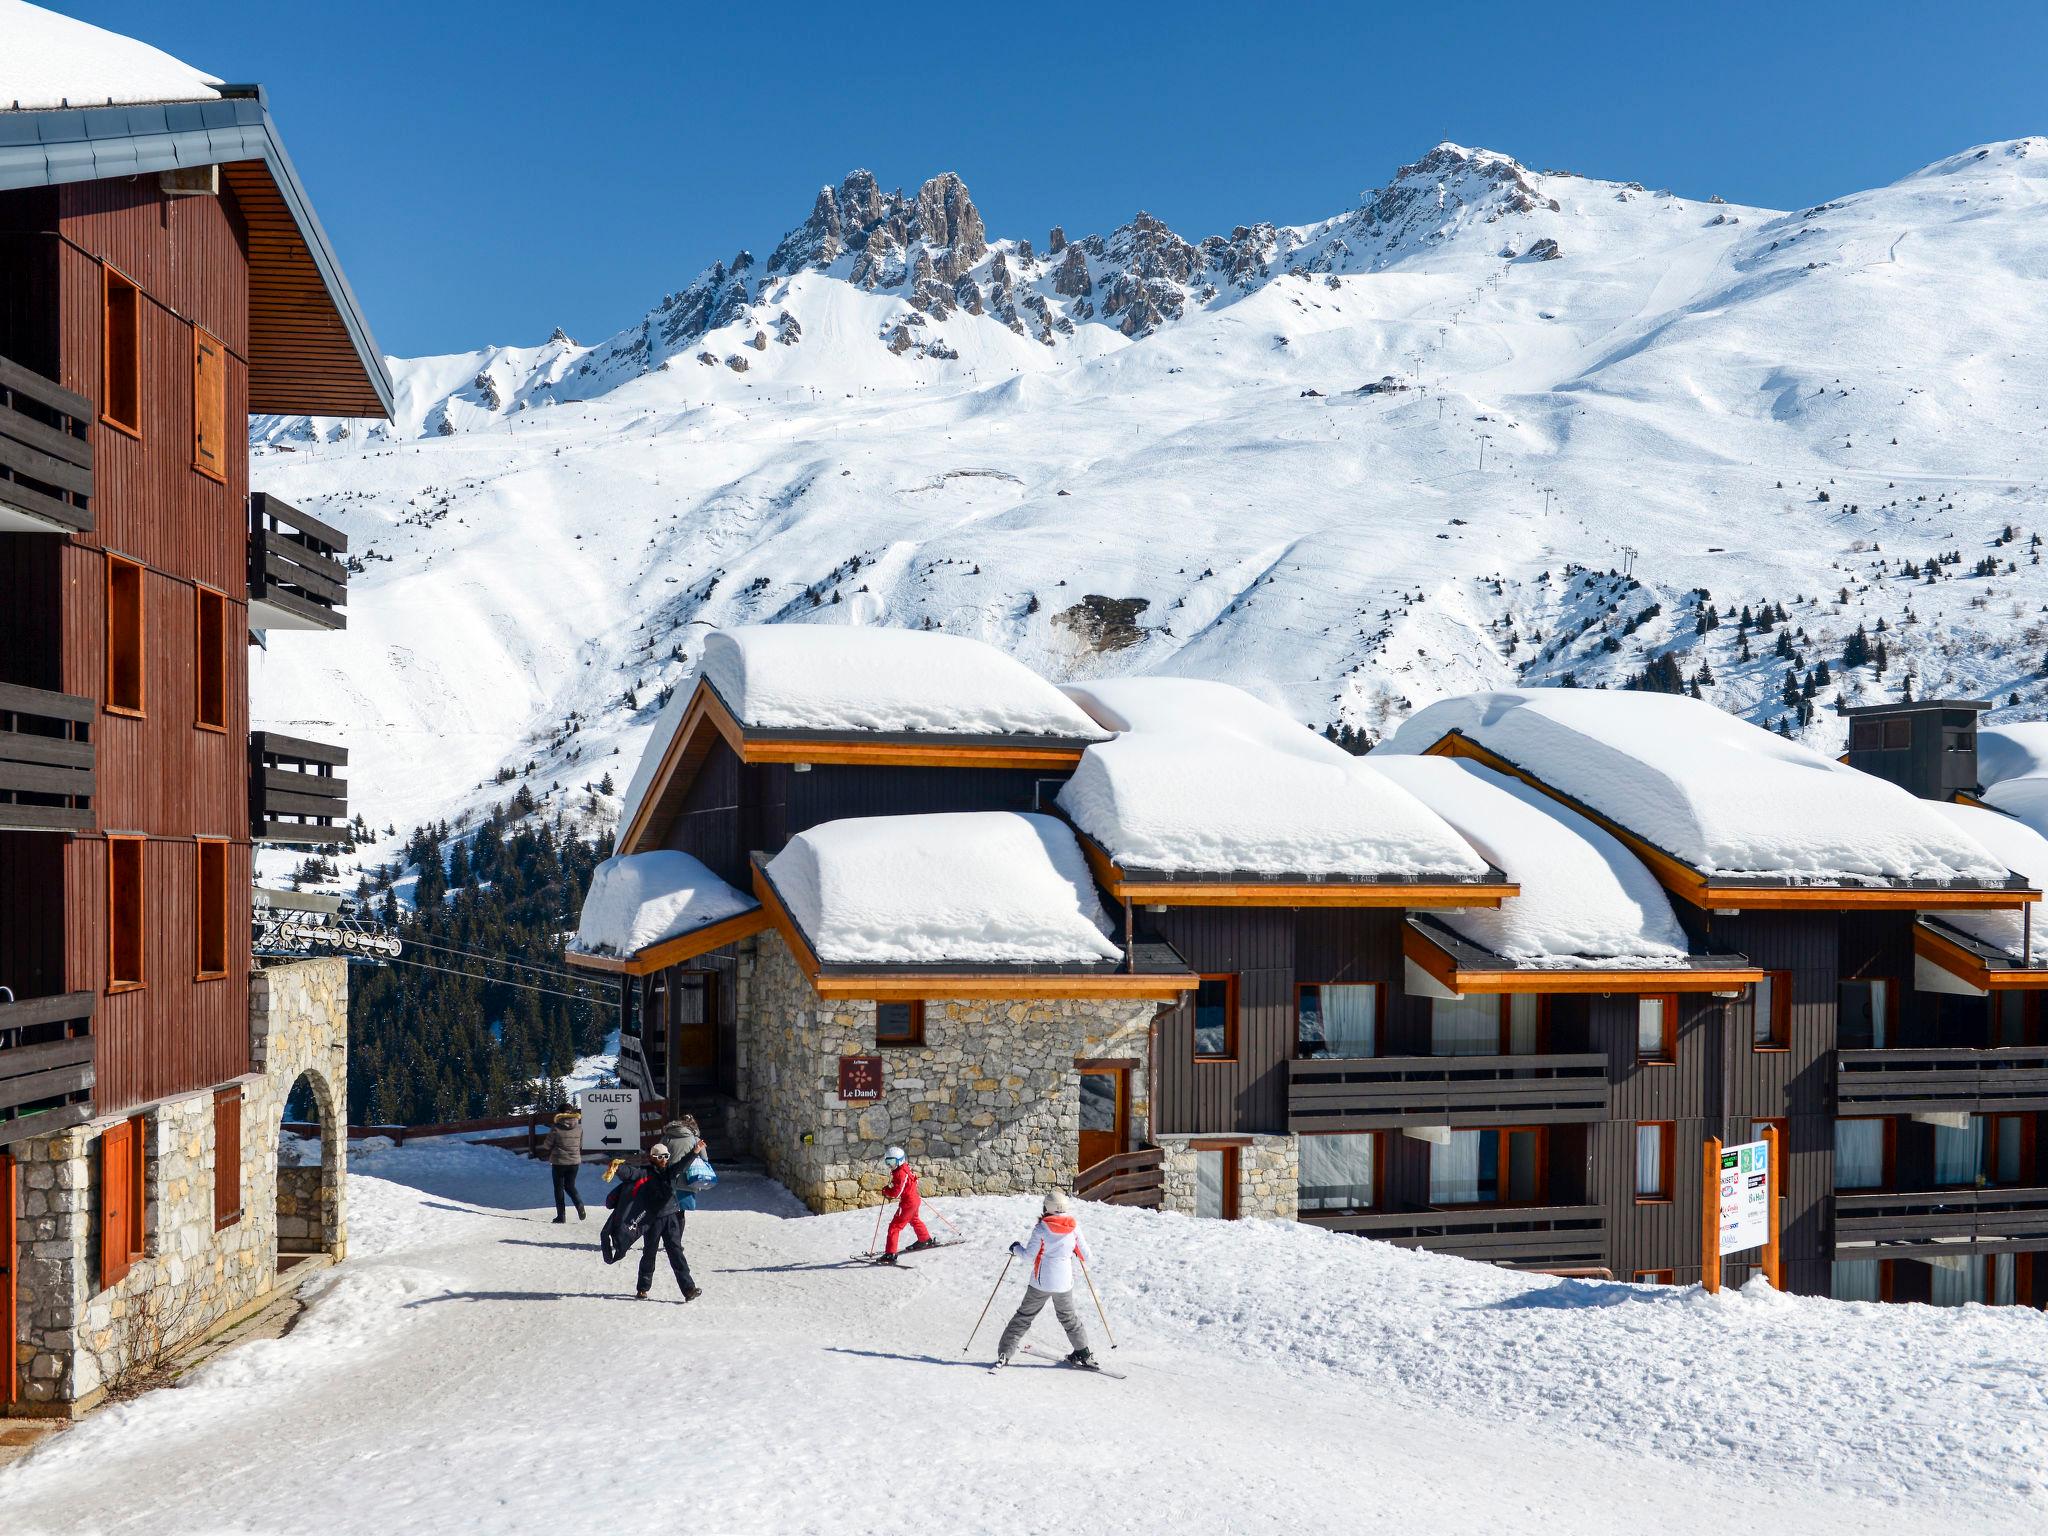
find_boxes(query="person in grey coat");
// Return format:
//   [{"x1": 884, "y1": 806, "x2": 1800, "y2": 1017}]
[{"x1": 538, "y1": 1107, "x2": 586, "y2": 1221}]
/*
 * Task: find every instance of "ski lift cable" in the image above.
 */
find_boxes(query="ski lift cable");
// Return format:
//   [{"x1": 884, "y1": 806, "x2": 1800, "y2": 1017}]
[
  {"x1": 373, "y1": 953, "x2": 614, "y2": 1007},
  {"x1": 393, "y1": 932, "x2": 599, "y2": 984}
]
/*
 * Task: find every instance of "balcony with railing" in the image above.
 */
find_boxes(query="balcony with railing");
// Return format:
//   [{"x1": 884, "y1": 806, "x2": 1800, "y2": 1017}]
[
  {"x1": 1288, "y1": 1053, "x2": 1610, "y2": 1134},
  {"x1": 0, "y1": 352, "x2": 92, "y2": 536},
  {"x1": 0, "y1": 682, "x2": 94, "y2": 832},
  {"x1": 1835, "y1": 1048, "x2": 2048, "y2": 1116},
  {"x1": 0, "y1": 989, "x2": 95, "y2": 1149},
  {"x1": 249, "y1": 492, "x2": 348, "y2": 631},
  {"x1": 1074, "y1": 1146, "x2": 1165, "y2": 1209},
  {"x1": 1303, "y1": 1203, "x2": 1607, "y2": 1268},
  {"x1": 1834, "y1": 1186, "x2": 2048, "y2": 1259},
  {"x1": 250, "y1": 731, "x2": 348, "y2": 844}
]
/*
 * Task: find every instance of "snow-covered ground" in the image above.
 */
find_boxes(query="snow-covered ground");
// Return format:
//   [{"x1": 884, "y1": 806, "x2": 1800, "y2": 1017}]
[{"x1": 4, "y1": 1143, "x2": 2042, "y2": 1534}]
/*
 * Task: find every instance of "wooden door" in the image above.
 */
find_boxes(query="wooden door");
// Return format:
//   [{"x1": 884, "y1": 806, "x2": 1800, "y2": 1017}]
[
  {"x1": 1, "y1": 1152, "x2": 15, "y2": 1408},
  {"x1": 1078, "y1": 1067, "x2": 1127, "y2": 1173},
  {"x1": 671, "y1": 972, "x2": 717, "y2": 1087}
]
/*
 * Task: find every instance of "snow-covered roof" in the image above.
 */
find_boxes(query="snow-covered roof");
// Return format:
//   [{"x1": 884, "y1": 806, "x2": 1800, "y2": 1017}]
[
  {"x1": 571, "y1": 851, "x2": 757, "y2": 959},
  {"x1": 1382, "y1": 690, "x2": 2010, "y2": 886},
  {"x1": 1058, "y1": 677, "x2": 1489, "y2": 880},
  {"x1": 763, "y1": 812, "x2": 1122, "y2": 966},
  {"x1": 703, "y1": 625, "x2": 1108, "y2": 739},
  {"x1": 1979, "y1": 722, "x2": 2048, "y2": 790},
  {"x1": 1370, "y1": 756, "x2": 1690, "y2": 968},
  {"x1": 1922, "y1": 804, "x2": 2048, "y2": 964},
  {"x1": 1, "y1": 2, "x2": 222, "y2": 111}
]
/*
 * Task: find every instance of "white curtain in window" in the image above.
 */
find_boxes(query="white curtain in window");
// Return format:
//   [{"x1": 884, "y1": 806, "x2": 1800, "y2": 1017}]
[
  {"x1": 1635, "y1": 1125, "x2": 1666, "y2": 1197},
  {"x1": 1929, "y1": 1256, "x2": 1981, "y2": 1307},
  {"x1": 1194, "y1": 1150, "x2": 1226, "y2": 1219},
  {"x1": 1933, "y1": 1117, "x2": 1984, "y2": 1187},
  {"x1": 1992, "y1": 1254, "x2": 2016, "y2": 1306},
  {"x1": 1507, "y1": 995, "x2": 1541, "y2": 1056},
  {"x1": 1830, "y1": 1260, "x2": 1881, "y2": 1302},
  {"x1": 1323, "y1": 985, "x2": 1377, "y2": 1058},
  {"x1": 1431, "y1": 1130, "x2": 1483, "y2": 1204},
  {"x1": 1300, "y1": 1133, "x2": 1374, "y2": 1211},
  {"x1": 1637, "y1": 997, "x2": 1667, "y2": 1057},
  {"x1": 1834, "y1": 1120, "x2": 1884, "y2": 1189},
  {"x1": 1432, "y1": 996, "x2": 1498, "y2": 1056},
  {"x1": 1867, "y1": 980, "x2": 1889, "y2": 1049}
]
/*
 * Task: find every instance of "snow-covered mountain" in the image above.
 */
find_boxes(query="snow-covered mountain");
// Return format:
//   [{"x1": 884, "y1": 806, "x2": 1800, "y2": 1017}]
[{"x1": 248, "y1": 138, "x2": 2048, "y2": 856}]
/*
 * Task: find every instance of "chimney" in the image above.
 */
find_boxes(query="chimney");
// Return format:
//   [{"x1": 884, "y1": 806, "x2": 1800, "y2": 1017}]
[{"x1": 1842, "y1": 699, "x2": 1990, "y2": 801}]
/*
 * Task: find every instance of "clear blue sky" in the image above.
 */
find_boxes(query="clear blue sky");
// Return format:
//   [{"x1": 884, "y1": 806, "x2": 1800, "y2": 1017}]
[{"x1": 54, "y1": 0, "x2": 2048, "y2": 359}]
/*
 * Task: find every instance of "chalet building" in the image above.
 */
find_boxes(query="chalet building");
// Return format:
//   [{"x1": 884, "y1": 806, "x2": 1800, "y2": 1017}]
[
  {"x1": 575, "y1": 629, "x2": 2048, "y2": 1311},
  {"x1": 1, "y1": 9, "x2": 390, "y2": 1412}
]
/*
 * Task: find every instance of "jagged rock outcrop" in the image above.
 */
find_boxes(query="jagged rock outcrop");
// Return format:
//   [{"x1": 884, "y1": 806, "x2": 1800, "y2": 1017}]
[
  {"x1": 1046, "y1": 225, "x2": 1066, "y2": 255},
  {"x1": 910, "y1": 172, "x2": 987, "y2": 280},
  {"x1": 908, "y1": 247, "x2": 955, "y2": 318},
  {"x1": 571, "y1": 252, "x2": 753, "y2": 383},
  {"x1": 1098, "y1": 212, "x2": 1199, "y2": 336},
  {"x1": 1524, "y1": 237, "x2": 1562, "y2": 261},
  {"x1": 1053, "y1": 245, "x2": 1092, "y2": 298},
  {"x1": 1054, "y1": 595, "x2": 1151, "y2": 653}
]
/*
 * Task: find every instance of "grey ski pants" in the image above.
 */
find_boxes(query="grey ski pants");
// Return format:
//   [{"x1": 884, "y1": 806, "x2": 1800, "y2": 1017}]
[{"x1": 997, "y1": 1284, "x2": 1088, "y2": 1360}]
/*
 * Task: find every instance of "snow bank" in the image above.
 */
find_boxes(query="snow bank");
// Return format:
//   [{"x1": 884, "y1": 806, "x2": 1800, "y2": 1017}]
[
  {"x1": 1383, "y1": 690, "x2": 2009, "y2": 885},
  {"x1": 1979, "y1": 723, "x2": 2048, "y2": 790},
  {"x1": 570, "y1": 850, "x2": 755, "y2": 957},
  {"x1": 1923, "y1": 804, "x2": 2048, "y2": 962},
  {"x1": 1370, "y1": 756, "x2": 1691, "y2": 966},
  {"x1": 764, "y1": 811, "x2": 1120, "y2": 965},
  {"x1": 1, "y1": 1, "x2": 222, "y2": 110},
  {"x1": 704, "y1": 625, "x2": 1107, "y2": 738},
  {"x1": 1059, "y1": 677, "x2": 1488, "y2": 878}
]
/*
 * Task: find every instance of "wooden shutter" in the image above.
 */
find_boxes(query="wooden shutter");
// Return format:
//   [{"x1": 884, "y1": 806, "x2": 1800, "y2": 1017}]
[
  {"x1": 100, "y1": 1120, "x2": 133, "y2": 1290},
  {"x1": 191, "y1": 327, "x2": 225, "y2": 482},
  {"x1": 214, "y1": 1089, "x2": 242, "y2": 1228}
]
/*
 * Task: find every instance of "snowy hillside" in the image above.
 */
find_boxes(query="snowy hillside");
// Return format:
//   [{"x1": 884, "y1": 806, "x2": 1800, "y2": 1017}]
[
  {"x1": 245, "y1": 138, "x2": 2048, "y2": 853},
  {"x1": 3, "y1": 1142, "x2": 2041, "y2": 1532}
]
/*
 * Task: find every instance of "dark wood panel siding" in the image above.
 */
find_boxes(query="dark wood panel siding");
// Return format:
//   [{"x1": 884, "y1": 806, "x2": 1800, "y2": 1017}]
[
  {"x1": 658, "y1": 737, "x2": 745, "y2": 887},
  {"x1": 56, "y1": 176, "x2": 249, "y2": 359},
  {"x1": 1150, "y1": 907, "x2": 1298, "y2": 1135},
  {"x1": 782, "y1": 763, "x2": 1065, "y2": 835}
]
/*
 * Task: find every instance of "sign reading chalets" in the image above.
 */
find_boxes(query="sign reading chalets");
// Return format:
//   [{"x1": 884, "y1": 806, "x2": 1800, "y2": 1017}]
[{"x1": 837, "y1": 1054, "x2": 883, "y2": 1102}]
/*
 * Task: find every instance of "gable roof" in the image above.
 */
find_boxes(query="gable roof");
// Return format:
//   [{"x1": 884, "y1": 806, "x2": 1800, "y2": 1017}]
[
  {"x1": 565, "y1": 850, "x2": 768, "y2": 976},
  {"x1": 1, "y1": 8, "x2": 392, "y2": 417}
]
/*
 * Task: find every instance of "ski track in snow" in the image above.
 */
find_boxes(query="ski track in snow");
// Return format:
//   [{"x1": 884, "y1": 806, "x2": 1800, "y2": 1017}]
[{"x1": 2, "y1": 1142, "x2": 2041, "y2": 1534}]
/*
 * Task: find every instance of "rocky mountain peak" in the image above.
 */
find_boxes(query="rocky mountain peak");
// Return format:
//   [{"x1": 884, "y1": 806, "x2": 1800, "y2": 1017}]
[
  {"x1": 768, "y1": 168, "x2": 988, "y2": 283},
  {"x1": 1355, "y1": 143, "x2": 1557, "y2": 248}
]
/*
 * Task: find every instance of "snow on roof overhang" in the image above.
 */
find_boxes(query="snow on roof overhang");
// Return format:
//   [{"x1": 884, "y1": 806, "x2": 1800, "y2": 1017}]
[
  {"x1": 1913, "y1": 919, "x2": 2048, "y2": 995},
  {"x1": 618, "y1": 675, "x2": 1095, "y2": 855},
  {"x1": 1424, "y1": 732, "x2": 2038, "y2": 910},
  {"x1": 748, "y1": 854, "x2": 1196, "y2": 1001},
  {"x1": 563, "y1": 906, "x2": 769, "y2": 976},
  {"x1": 1070, "y1": 825, "x2": 1518, "y2": 909},
  {"x1": 0, "y1": 88, "x2": 393, "y2": 418},
  {"x1": 1402, "y1": 917, "x2": 1762, "y2": 997}
]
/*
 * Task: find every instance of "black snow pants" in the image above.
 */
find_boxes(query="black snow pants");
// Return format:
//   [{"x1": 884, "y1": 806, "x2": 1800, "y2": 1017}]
[
  {"x1": 637, "y1": 1209, "x2": 695, "y2": 1294},
  {"x1": 551, "y1": 1163, "x2": 585, "y2": 1218}
]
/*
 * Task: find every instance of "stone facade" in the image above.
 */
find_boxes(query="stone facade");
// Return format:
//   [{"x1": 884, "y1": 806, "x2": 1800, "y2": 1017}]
[
  {"x1": 6, "y1": 958, "x2": 346, "y2": 1415},
  {"x1": 735, "y1": 933, "x2": 1158, "y2": 1212},
  {"x1": 1157, "y1": 1133, "x2": 1299, "y2": 1222}
]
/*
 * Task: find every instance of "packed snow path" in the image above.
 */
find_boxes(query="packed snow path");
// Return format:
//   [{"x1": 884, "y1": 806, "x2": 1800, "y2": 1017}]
[{"x1": 5, "y1": 1144, "x2": 2043, "y2": 1534}]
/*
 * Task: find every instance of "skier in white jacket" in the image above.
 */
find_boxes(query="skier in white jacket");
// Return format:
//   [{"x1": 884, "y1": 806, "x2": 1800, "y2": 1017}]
[{"x1": 992, "y1": 1190, "x2": 1095, "y2": 1369}]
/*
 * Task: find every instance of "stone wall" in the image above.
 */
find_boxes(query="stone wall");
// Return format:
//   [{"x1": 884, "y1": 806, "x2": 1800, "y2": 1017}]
[
  {"x1": 736, "y1": 934, "x2": 1159, "y2": 1212},
  {"x1": 1158, "y1": 1133, "x2": 1299, "y2": 1222},
  {"x1": 7, "y1": 958, "x2": 346, "y2": 1414}
]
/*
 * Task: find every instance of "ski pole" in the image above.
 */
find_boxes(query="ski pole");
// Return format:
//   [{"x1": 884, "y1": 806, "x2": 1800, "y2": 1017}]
[
  {"x1": 963, "y1": 1253, "x2": 1014, "y2": 1354},
  {"x1": 929, "y1": 1205, "x2": 965, "y2": 1239},
  {"x1": 867, "y1": 1199, "x2": 886, "y2": 1260},
  {"x1": 1079, "y1": 1259, "x2": 1117, "y2": 1350}
]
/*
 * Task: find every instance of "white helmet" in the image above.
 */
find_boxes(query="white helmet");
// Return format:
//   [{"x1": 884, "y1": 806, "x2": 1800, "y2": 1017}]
[
  {"x1": 1043, "y1": 1190, "x2": 1069, "y2": 1215},
  {"x1": 884, "y1": 1146, "x2": 907, "y2": 1166}
]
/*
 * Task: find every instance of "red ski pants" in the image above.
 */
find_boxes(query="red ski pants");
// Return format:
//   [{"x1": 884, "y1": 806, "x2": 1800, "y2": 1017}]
[{"x1": 886, "y1": 1206, "x2": 931, "y2": 1254}]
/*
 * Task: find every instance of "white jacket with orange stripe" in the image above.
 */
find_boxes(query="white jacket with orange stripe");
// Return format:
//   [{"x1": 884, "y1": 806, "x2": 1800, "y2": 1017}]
[{"x1": 1012, "y1": 1213, "x2": 1093, "y2": 1293}]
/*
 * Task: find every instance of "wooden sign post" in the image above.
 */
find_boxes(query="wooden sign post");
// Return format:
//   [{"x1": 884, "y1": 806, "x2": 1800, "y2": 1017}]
[
  {"x1": 1761, "y1": 1123, "x2": 1784, "y2": 1291},
  {"x1": 1702, "y1": 1135, "x2": 1722, "y2": 1294}
]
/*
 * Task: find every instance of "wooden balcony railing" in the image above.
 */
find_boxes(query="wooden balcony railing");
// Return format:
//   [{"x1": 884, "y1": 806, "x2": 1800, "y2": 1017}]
[
  {"x1": 1833, "y1": 1185, "x2": 2048, "y2": 1257},
  {"x1": 1836, "y1": 1048, "x2": 2048, "y2": 1116},
  {"x1": 1288, "y1": 1053, "x2": 1610, "y2": 1134},
  {"x1": 1302, "y1": 1203, "x2": 1605, "y2": 1267},
  {"x1": 1075, "y1": 1146, "x2": 1165, "y2": 1209},
  {"x1": 0, "y1": 990, "x2": 95, "y2": 1150},
  {"x1": 249, "y1": 492, "x2": 348, "y2": 631},
  {"x1": 0, "y1": 682, "x2": 94, "y2": 832},
  {"x1": 250, "y1": 731, "x2": 348, "y2": 845},
  {"x1": 0, "y1": 352, "x2": 92, "y2": 536}
]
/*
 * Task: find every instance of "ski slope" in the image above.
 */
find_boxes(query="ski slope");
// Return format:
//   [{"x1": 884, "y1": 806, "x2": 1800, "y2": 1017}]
[
  {"x1": 243, "y1": 138, "x2": 2048, "y2": 880},
  {"x1": 2, "y1": 1143, "x2": 2041, "y2": 1534}
]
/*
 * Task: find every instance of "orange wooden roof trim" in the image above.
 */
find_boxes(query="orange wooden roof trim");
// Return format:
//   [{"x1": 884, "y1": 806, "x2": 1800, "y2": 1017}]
[
  {"x1": 1423, "y1": 731, "x2": 2036, "y2": 911},
  {"x1": 562, "y1": 907, "x2": 772, "y2": 977},
  {"x1": 1077, "y1": 826, "x2": 1517, "y2": 909},
  {"x1": 1401, "y1": 924, "x2": 1763, "y2": 997},
  {"x1": 1914, "y1": 922, "x2": 2048, "y2": 992}
]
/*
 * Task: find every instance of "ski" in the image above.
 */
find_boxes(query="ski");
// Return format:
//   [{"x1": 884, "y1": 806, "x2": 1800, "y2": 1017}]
[
  {"x1": 1020, "y1": 1343, "x2": 1126, "y2": 1379},
  {"x1": 852, "y1": 1239, "x2": 966, "y2": 1263}
]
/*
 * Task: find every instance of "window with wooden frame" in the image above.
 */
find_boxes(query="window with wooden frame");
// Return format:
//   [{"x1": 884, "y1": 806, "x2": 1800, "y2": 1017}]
[
  {"x1": 191, "y1": 326, "x2": 226, "y2": 481},
  {"x1": 1429, "y1": 1126, "x2": 1548, "y2": 1206},
  {"x1": 1751, "y1": 971, "x2": 1793, "y2": 1051},
  {"x1": 1298, "y1": 1131, "x2": 1377, "y2": 1212},
  {"x1": 213, "y1": 1088, "x2": 242, "y2": 1229},
  {"x1": 1986, "y1": 1113, "x2": 2033, "y2": 1188},
  {"x1": 106, "y1": 556, "x2": 145, "y2": 715},
  {"x1": 194, "y1": 585, "x2": 227, "y2": 730},
  {"x1": 1833, "y1": 1116, "x2": 1893, "y2": 1191},
  {"x1": 1192, "y1": 974, "x2": 1238, "y2": 1061},
  {"x1": 195, "y1": 838, "x2": 229, "y2": 979},
  {"x1": 1636, "y1": 994, "x2": 1677, "y2": 1064},
  {"x1": 1632, "y1": 1269, "x2": 1675, "y2": 1286},
  {"x1": 1191, "y1": 1142, "x2": 1240, "y2": 1219},
  {"x1": 101, "y1": 264, "x2": 141, "y2": 437},
  {"x1": 1837, "y1": 976, "x2": 1894, "y2": 1051},
  {"x1": 107, "y1": 834, "x2": 145, "y2": 990},
  {"x1": 1296, "y1": 982, "x2": 1379, "y2": 1059},
  {"x1": 1430, "y1": 993, "x2": 1548, "y2": 1056},
  {"x1": 1635, "y1": 1121, "x2": 1675, "y2": 1202},
  {"x1": 1993, "y1": 992, "x2": 2044, "y2": 1048},
  {"x1": 874, "y1": 1000, "x2": 924, "y2": 1047}
]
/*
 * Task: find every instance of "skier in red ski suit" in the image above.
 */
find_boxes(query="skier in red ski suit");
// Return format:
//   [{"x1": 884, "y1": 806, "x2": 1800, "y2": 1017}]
[{"x1": 880, "y1": 1146, "x2": 934, "y2": 1261}]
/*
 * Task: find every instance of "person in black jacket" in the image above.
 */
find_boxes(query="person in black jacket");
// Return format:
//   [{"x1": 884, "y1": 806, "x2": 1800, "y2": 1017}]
[
  {"x1": 537, "y1": 1107, "x2": 586, "y2": 1222},
  {"x1": 633, "y1": 1138, "x2": 706, "y2": 1302}
]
